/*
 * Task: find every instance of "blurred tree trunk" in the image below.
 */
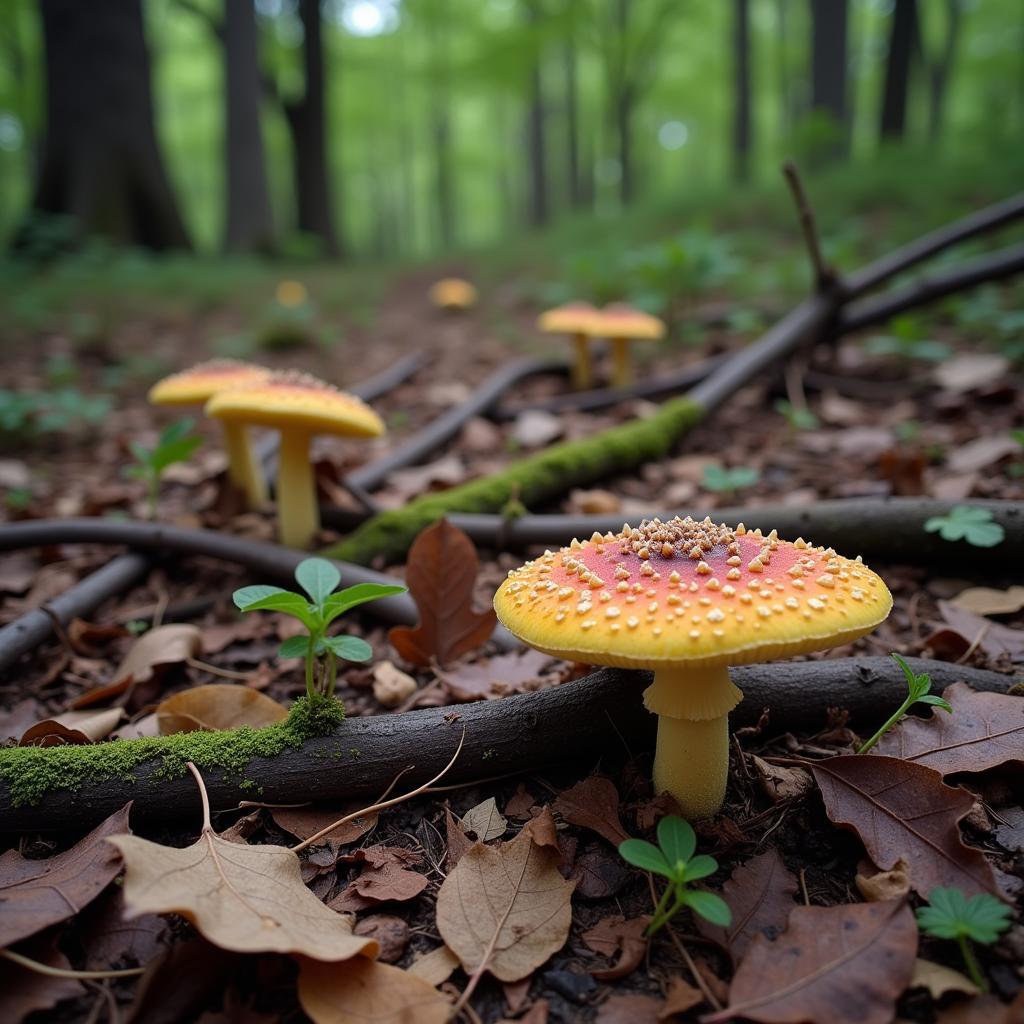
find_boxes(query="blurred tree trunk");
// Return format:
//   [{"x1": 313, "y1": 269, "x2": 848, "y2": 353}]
[
  {"x1": 29, "y1": 0, "x2": 190, "y2": 250},
  {"x1": 224, "y1": 0, "x2": 273, "y2": 253},
  {"x1": 925, "y1": 0, "x2": 964, "y2": 144},
  {"x1": 809, "y1": 0, "x2": 849, "y2": 158},
  {"x1": 563, "y1": 36, "x2": 583, "y2": 208},
  {"x1": 524, "y1": 1, "x2": 548, "y2": 227},
  {"x1": 879, "y1": 0, "x2": 919, "y2": 140},
  {"x1": 430, "y1": 8, "x2": 455, "y2": 249},
  {"x1": 283, "y1": 0, "x2": 340, "y2": 257},
  {"x1": 732, "y1": 0, "x2": 752, "y2": 182},
  {"x1": 613, "y1": 0, "x2": 633, "y2": 204},
  {"x1": 774, "y1": 0, "x2": 795, "y2": 140}
]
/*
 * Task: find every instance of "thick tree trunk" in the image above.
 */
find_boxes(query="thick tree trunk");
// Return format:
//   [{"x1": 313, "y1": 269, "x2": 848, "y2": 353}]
[
  {"x1": 224, "y1": 0, "x2": 274, "y2": 252},
  {"x1": 563, "y1": 37, "x2": 583, "y2": 208},
  {"x1": 880, "y1": 0, "x2": 919, "y2": 141},
  {"x1": 29, "y1": 0, "x2": 190, "y2": 250},
  {"x1": 809, "y1": 0, "x2": 849, "y2": 159},
  {"x1": 733, "y1": 0, "x2": 753, "y2": 182}
]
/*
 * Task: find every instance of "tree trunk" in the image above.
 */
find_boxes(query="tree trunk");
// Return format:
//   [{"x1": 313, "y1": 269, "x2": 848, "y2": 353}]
[
  {"x1": 284, "y1": 0, "x2": 339, "y2": 257},
  {"x1": 732, "y1": 0, "x2": 753, "y2": 182},
  {"x1": 809, "y1": 0, "x2": 849, "y2": 158},
  {"x1": 563, "y1": 37, "x2": 583, "y2": 207},
  {"x1": 524, "y1": 2, "x2": 548, "y2": 227},
  {"x1": 926, "y1": 0, "x2": 963, "y2": 144},
  {"x1": 29, "y1": 0, "x2": 190, "y2": 250},
  {"x1": 223, "y1": 0, "x2": 274, "y2": 252},
  {"x1": 879, "y1": 0, "x2": 919, "y2": 140}
]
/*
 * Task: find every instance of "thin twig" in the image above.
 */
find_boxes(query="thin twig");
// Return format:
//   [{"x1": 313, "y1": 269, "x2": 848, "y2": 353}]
[
  {"x1": 782, "y1": 161, "x2": 836, "y2": 293},
  {"x1": 0, "y1": 948, "x2": 146, "y2": 980},
  {"x1": 185, "y1": 657, "x2": 252, "y2": 681}
]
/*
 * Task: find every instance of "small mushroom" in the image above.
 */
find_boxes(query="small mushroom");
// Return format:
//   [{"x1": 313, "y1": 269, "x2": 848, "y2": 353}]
[
  {"x1": 589, "y1": 304, "x2": 665, "y2": 389},
  {"x1": 429, "y1": 278, "x2": 477, "y2": 311},
  {"x1": 493, "y1": 516, "x2": 892, "y2": 819},
  {"x1": 537, "y1": 301, "x2": 600, "y2": 390},
  {"x1": 148, "y1": 360, "x2": 272, "y2": 508},
  {"x1": 205, "y1": 371, "x2": 384, "y2": 549}
]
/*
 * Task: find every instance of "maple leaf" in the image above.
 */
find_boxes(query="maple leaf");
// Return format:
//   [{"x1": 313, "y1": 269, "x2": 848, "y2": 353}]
[{"x1": 389, "y1": 519, "x2": 496, "y2": 667}]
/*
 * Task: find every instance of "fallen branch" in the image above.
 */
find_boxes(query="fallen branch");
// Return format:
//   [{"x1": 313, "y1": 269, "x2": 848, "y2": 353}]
[{"x1": 0, "y1": 657, "x2": 1016, "y2": 832}]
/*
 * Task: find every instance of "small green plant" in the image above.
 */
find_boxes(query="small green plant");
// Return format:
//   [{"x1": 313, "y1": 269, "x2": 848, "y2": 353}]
[
  {"x1": 233, "y1": 557, "x2": 405, "y2": 700},
  {"x1": 863, "y1": 314, "x2": 951, "y2": 363},
  {"x1": 126, "y1": 418, "x2": 203, "y2": 519},
  {"x1": 924, "y1": 506, "x2": 1005, "y2": 548},
  {"x1": 702, "y1": 464, "x2": 760, "y2": 497},
  {"x1": 0, "y1": 388, "x2": 112, "y2": 440},
  {"x1": 774, "y1": 399, "x2": 820, "y2": 432},
  {"x1": 856, "y1": 653, "x2": 953, "y2": 754},
  {"x1": 618, "y1": 816, "x2": 731, "y2": 935},
  {"x1": 916, "y1": 887, "x2": 1011, "y2": 991}
]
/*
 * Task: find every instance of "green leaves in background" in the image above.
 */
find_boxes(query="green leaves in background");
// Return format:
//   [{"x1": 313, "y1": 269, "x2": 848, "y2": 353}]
[
  {"x1": 924, "y1": 505, "x2": 1005, "y2": 548},
  {"x1": 125, "y1": 417, "x2": 202, "y2": 519}
]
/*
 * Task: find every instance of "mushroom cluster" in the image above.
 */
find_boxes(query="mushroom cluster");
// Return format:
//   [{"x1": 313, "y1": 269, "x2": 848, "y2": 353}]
[{"x1": 494, "y1": 516, "x2": 892, "y2": 819}]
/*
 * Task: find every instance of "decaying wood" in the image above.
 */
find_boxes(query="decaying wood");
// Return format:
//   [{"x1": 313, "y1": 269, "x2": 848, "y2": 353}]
[{"x1": 0, "y1": 657, "x2": 1016, "y2": 833}]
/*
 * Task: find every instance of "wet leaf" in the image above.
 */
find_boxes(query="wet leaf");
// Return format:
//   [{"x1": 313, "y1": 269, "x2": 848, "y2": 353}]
[
  {"x1": 462, "y1": 797, "x2": 508, "y2": 841},
  {"x1": 703, "y1": 900, "x2": 917, "y2": 1024},
  {"x1": 388, "y1": 519, "x2": 496, "y2": 667},
  {"x1": 436, "y1": 808, "x2": 575, "y2": 981},
  {"x1": 552, "y1": 776, "x2": 629, "y2": 848},
  {"x1": 811, "y1": 755, "x2": 999, "y2": 898},
  {"x1": 873, "y1": 683, "x2": 1024, "y2": 775},
  {"x1": 156, "y1": 684, "x2": 288, "y2": 734}
]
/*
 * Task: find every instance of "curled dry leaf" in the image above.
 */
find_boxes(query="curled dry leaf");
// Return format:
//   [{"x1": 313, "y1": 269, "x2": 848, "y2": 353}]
[
  {"x1": 156, "y1": 683, "x2": 288, "y2": 735},
  {"x1": 436, "y1": 807, "x2": 575, "y2": 982},
  {"x1": 855, "y1": 860, "x2": 912, "y2": 903},
  {"x1": 696, "y1": 848, "x2": 799, "y2": 966},
  {"x1": 750, "y1": 755, "x2": 815, "y2": 803},
  {"x1": 660, "y1": 977, "x2": 704, "y2": 1019},
  {"x1": 19, "y1": 707, "x2": 124, "y2": 747},
  {"x1": 552, "y1": 776, "x2": 629, "y2": 848},
  {"x1": 297, "y1": 956, "x2": 450, "y2": 1024},
  {"x1": 909, "y1": 958, "x2": 980, "y2": 999},
  {"x1": 581, "y1": 915, "x2": 650, "y2": 980},
  {"x1": 461, "y1": 797, "x2": 508, "y2": 841},
  {"x1": 703, "y1": 900, "x2": 918, "y2": 1024},
  {"x1": 811, "y1": 755, "x2": 999, "y2": 899},
  {"x1": 873, "y1": 683, "x2": 1024, "y2": 776},
  {"x1": 388, "y1": 519, "x2": 496, "y2": 668},
  {"x1": 407, "y1": 945, "x2": 461, "y2": 987}
]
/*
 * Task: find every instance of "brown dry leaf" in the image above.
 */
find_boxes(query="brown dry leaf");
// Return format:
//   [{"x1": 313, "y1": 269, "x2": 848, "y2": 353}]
[
  {"x1": 156, "y1": 684, "x2": 288, "y2": 734},
  {"x1": 750, "y1": 755, "x2": 815, "y2": 803},
  {"x1": 79, "y1": 887, "x2": 170, "y2": 971},
  {"x1": 934, "y1": 354, "x2": 1010, "y2": 393},
  {"x1": 407, "y1": 945, "x2": 460, "y2": 986},
  {"x1": 0, "y1": 699, "x2": 45, "y2": 742},
  {"x1": 445, "y1": 806, "x2": 474, "y2": 869},
  {"x1": 354, "y1": 915, "x2": 410, "y2": 964},
  {"x1": 0, "y1": 803, "x2": 131, "y2": 947},
  {"x1": 0, "y1": 931, "x2": 85, "y2": 1024},
  {"x1": 297, "y1": 955, "x2": 450, "y2": 1024},
  {"x1": 436, "y1": 808, "x2": 575, "y2": 982},
  {"x1": 951, "y1": 585, "x2": 1024, "y2": 616},
  {"x1": 811, "y1": 755, "x2": 999, "y2": 898},
  {"x1": 856, "y1": 860, "x2": 912, "y2": 903},
  {"x1": 596, "y1": 994, "x2": 662, "y2": 1023},
  {"x1": 462, "y1": 797, "x2": 508, "y2": 841},
  {"x1": 439, "y1": 649, "x2": 554, "y2": 702},
  {"x1": 330, "y1": 858, "x2": 429, "y2": 912},
  {"x1": 500, "y1": 999, "x2": 550, "y2": 1024},
  {"x1": 659, "y1": 976, "x2": 703, "y2": 1019},
  {"x1": 696, "y1": 848, "x2": 798, "y2": 966},
  {"x1": 938, "y1": 602, "x2": 1024, "y2": 661},
  {"x1": 581, "y1": 915, "x2": 649, "y2": 980},
  {"x1": 703, "y1": 900, "x2": 918, "y2": 1024},
  {"x1": 570, "y1": 847, "x2": 631, "y2": 900},
  {"x1": 909, "y1": 958, "x2": 980, "y2": 999},
  {"x1": 553, "y1": 776, "x2": 629, "y2": 848},
  {"x1": 934, "y1": 994, "x2": 1021, "y2": 1024},
  {"x1": 505, "y1": 784, "x2": 536, "y2": 820},
  {"x1": 874, "y1": 683, "x2": 1024, "y2": 775},
  {"x1": 109, "y1": 799, "x2": 378, "y2": 960},
  {"x1": 945, "y1": 435, "x2": 1020, "y2": 473},
  {"x1": 271, "y1": 802, "x2": 378, "y2": 851},
  {"x1": 19, "y1": 707, "x2": 124, "y2": 746},
  {"x1": 388, "y1": 519, "x2": 496, "y2": 667},
  {"x1": 372, "y1": 661, "x2": 417, "y2": 707}
]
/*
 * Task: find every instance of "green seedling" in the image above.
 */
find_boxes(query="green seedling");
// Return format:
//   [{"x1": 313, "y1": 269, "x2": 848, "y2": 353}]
[
  {"x1": 619, "y1": 816, "x2": 731, "y2": 936},
  {"x1": 864, "y1": 313, "x2": 951, "y2": 363},
  {"x1": 126, "y1": 418, "x2": 203, "y2": 519},
  {"x1": 233, "y1": 557, "x2": 405, "y2": 700},
  {"x1": 916, "y1": 887, "x2": 1011, "y2": 991},
  {"x1": 856, "y1": 653, "x2": 952, "y2": 754},
  {"x1": 702, "y1": 464, "x2": 760, "y2": 497},
  {"x1": 924, "y1": 505, "x2": 1005, "y2": 548},
  {"x1": 774, "y1": 399, "x2": 820, "y2": 432}
]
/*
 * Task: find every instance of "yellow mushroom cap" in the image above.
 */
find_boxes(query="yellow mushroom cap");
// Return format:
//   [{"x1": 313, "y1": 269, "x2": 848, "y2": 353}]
[
  {"x1": 429, "y1": 278, "x2": 477, "y2": 309},
  {"x1": 537, "y1": 301, "x2": 599, "y2": 335},
  {"x1": 589, "y1": 304, "x2": 665, "y2": 340},
  {"x1": 148, "y1": 360, "x2": 272, "y2": 406},
  {"x1": 205, "y1": 371, "x2": 384, "y2": 437},
  {"x1": 493, "y1": 517, "x2": 892, "y2": 670}
]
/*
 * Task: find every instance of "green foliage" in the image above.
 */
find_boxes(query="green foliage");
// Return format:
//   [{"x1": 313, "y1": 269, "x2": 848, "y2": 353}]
[
  {"x1": 0, "y1": 387, "x2": 112, "y2": 443},
  {"x1": 856, "y1": 654, "x2": 953, "y2": 755},
  {"x1": 701, "y1": 464, "x2": 760, "y2": 496},
  {"x1": 126, "y1": 418, "x2": 203, "y2": 520},
  {"x1": 233, "y1": 557, "x2": 405, "y2": 700},
  {"x1": 774, "y1": 399, "x2": 820, "y2": 431},
  {"x1": 863, "y1": 314, "x2": 952, "y2": 363},
  {"x1": 924, "y1": 506, "x2": 1005, "y2": 548},
  {"x1": 619, "y1": 816, "x2": 731, "y2": 935}
]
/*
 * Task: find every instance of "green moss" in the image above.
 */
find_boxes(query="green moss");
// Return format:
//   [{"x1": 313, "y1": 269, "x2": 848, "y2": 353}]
[
  {"x1": 323, "y1": 397, "x2": 705, "y2": 566},
  {"x1": 0, "y1": 696, "x2": 344, "y2": 807}
]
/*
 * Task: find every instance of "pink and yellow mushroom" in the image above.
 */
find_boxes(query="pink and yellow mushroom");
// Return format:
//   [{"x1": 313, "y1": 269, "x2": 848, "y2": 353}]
[
  {"x1": 537, "y1": 301, "x2": 601, "y2": 391},
  {"x1": 589, "y1": 304, "x2": 666, "y2": 389}
]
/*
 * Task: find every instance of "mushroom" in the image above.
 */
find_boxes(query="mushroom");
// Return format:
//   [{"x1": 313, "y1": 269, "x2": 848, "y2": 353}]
[
  {"x1": 493, "y1": 516, "x2": 892, "y2": 819},
  {"x1": 205, "y1": 371, "x2": 384, "y2": 549},
  {"x1": 589, "y1": 304, "x2": 666, "y2": 389},
  {"x1": 148, "y1": 359, "x2": 272, "y2": 508},
  {"x1": 537, "y1": 301, "x2": 600, "y2": 390},
  {"x1": 429, "y1": 278, "x2": 477, "y2": 311}
]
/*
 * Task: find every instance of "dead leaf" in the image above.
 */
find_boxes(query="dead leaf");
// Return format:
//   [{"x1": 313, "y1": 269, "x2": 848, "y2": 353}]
[
  {"x1": 951, "y1": 585, "x2": 1024, "y2": 616},
  {"x1": 354, "y1": 915, "x2": 410, "y2": 964},
  {"x1": 596, "y1": 994, "x2": 662, "y2": 1023},
  {"x1": 445, "y1": 806, "x2": 474, "y2": 868},
  {"x1": 553, "y1": 776, "x2": 629, "y2": 848},
  {"x1": 297, "y1": 955, "x2": 450, "y2": 1024},
  {"x1": 569, "y1": 489, "x2": 622, "y2": 515},
  {"x1": 271, "y1": 802, "x2": 378, "y2": 851},
  {"x1": 0, "y1": 803, "x2": 131, "y2": 947},
  {"x1": 439, "y1": 649, "x2": 555, "y2": 702},
  {"x1": 945, "y1": 435, "x2": 1020, "y2": 474},
  {"x1": 856, "y1": 860, "x2": 912, "y2": 903},
  {"x1": 811, "y1": 755, "x2": 1000, "y2": 898},
  {"x1": 436, "y1": 808, "x2": 575, "y2": 982},
  {"x1": 500, "y1": 999, "x2": 549, "y2": 1024},
  {"x1": 696, "y1": 848, "x2": 798, "y2": 965},
  {"x1": 659, "y1": 976, "x2": 703, "y2": 1019},
  {"x1": 0, "y1": 699, "x2": 45, "y2": 742},
  {"x1": 909, "y1": 958, "x2": 980, "y2": 998},
  {"x1": 934, "y1": 993, "x2": 1024, "y2": 1024},
  {"x1": 372, "y1": 661, "x2": 417, "y2": 707},
  {"x1": 79, "y1": 887, "x2": 171, "y2": 970},
  {"x1": 874, "y1": 683, "x2": 1024, "y2": 775},
  {"x1": 156, "y1": 684, "x2": 288, "y2": 734},
  {"x1": 462, "y1": 797, "x2": 508, "y2": 841},
  {"x1": 581, "y1": 915, "x2": 649, "y2": 980},
  {"x1": 505, "y1": 784, "x2": 536, "y2": 820},
  {"x1": 934, "y1": 354, "x2": 1010, "y2": 393},
  {"x1": 388, "y1": 519, "x2": 496, "y2": 667},
  {"x1": 994, "y1": 807, "x2": 1024, "y2": 853},
  {"x1": 938, "y1": 601, "x2": 1024, "y2": 661},
  {"x1": 19, "y1": 708, "x2": 125, "y2": 747},
  {"x1": 512, "y1": 409, "x2": 563, "y2": 447},
  {"x1": 330, "y1": 855, "x2": 429, "y2": 912},
  {"x1": 750, "y1": 756, "x2": 815, "y2": 803},
  {"x1": 569, "y1": 848, "x2": 631, "y2": 899},
  {"x1": 408, "y1": 945, "x2": 460, "y2": 986},
  {"x1": 0, "y1": 931, "x2": 85, "y2": 1024},
  {"x1": 703, "y1": 900, "x2": 918, "y2": 1024}
]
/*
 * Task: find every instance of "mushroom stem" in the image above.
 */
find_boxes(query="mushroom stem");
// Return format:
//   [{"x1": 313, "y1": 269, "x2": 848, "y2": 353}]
[
  {"x1": 643, "y1": 665, "x2": 743, "y2": 819},
  {"x1": 219, "y1": 421, "x2": 268, "y2": 508},
  {"x1": 571, "y1": 333, "x2": 592, "y2": 390},
  {"x1": 276, "y1": 430, "x2": 319, "y2": 549},
  {"x1": 610, "y1": 337, "x2": 633, "y2": 388}
]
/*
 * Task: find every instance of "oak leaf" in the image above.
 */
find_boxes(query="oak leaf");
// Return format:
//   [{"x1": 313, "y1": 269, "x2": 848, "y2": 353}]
[
  {"x1": 156, "y1": 683, "x2": 288, "y2": 734},
  {"x1": 702, "y1": 900, "x2": 918, "y2": 1024},
  {"x1": 436, "y1": 809, "x2": 575, "y2": 982},
  {"x1": 552, "y1": 776, "x2": 629, "y2": 848},
  {"x1": 811, "y1": 755, "x2": 999, "y2": 898},
  {"x1": 388, "y1": 519, "x2": 496, "y2": 667}
]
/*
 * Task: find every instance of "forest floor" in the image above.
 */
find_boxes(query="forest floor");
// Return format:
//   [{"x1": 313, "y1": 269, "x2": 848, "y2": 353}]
[{"x1": 1, "y1": 171, "x2": 1023, "y2": 1024}]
